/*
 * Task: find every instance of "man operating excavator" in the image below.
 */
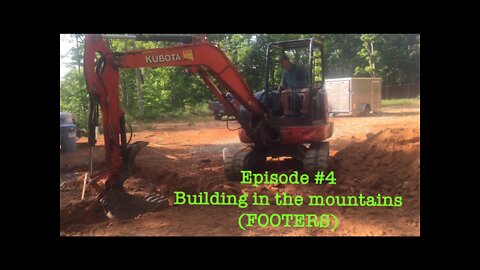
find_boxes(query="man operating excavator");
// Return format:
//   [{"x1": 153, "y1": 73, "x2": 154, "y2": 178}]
[{"x1": 277, "y1": 52, "x2": 310, "y2": 116}]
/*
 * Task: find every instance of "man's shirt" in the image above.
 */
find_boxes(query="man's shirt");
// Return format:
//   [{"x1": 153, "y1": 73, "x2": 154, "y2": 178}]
[{"x1": 281, "y1": 64, "x2": 309, "y2": 89}]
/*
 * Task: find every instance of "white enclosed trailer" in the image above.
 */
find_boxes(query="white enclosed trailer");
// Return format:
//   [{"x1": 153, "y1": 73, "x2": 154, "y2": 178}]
[{"x1": 325, "y1": 77, "x2": 382, "y2": 116}]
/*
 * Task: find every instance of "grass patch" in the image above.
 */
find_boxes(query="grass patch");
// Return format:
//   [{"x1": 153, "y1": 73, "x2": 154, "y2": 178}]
[{"x1": 382, "y1": 97, "x2": 420, "y2": 107}]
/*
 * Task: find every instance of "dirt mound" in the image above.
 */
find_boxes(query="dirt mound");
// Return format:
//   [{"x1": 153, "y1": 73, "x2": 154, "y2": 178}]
[
  {"x1": 332, "y1": 128, "x2": 420, "y2": 201},
  {"x1": 60, "y1": 147, "x2": 106, "y2": 173},
  {"x1": 60, "y1": 200, "x2": 108, "y2": 230}
]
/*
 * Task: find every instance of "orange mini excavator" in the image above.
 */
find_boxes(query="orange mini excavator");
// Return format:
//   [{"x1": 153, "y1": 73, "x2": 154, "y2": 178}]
[{"x1": 83, "y1": 34, "x2": 333, "y2": 218}]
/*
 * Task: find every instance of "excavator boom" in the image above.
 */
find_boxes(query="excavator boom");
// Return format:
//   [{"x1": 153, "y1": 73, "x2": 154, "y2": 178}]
[{"x1": 83, "y1": 34, "x2": 268, "y2": 217}]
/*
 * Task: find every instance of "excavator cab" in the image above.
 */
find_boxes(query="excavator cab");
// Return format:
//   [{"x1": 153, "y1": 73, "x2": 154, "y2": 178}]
[
  {"x1": 265, "y1": 38, "x2": 327, "y2": 123},
  {"x1": 226, "y1": 38, "x2": 332, "y2": 181}
]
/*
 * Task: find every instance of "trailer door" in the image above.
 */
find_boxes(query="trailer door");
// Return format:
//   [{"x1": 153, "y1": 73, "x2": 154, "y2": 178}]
[{"x1": 326, "y1": 79, "x2": 351, "y2": 113}]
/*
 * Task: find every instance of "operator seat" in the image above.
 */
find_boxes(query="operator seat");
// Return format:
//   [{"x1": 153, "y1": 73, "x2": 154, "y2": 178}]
[{"x1": 281, "y1": 88, "x2": 310, "y2": 116}]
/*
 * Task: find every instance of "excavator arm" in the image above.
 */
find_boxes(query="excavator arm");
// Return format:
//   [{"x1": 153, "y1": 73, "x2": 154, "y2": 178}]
[{"x1": 83, "y1": 34, "x2": 267, "y2": 217}]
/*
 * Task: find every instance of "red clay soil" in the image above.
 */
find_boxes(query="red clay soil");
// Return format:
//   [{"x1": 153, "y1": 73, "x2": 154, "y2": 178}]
[{"x1": 60, "y1": 105, "x2": 420, "y2": 236}]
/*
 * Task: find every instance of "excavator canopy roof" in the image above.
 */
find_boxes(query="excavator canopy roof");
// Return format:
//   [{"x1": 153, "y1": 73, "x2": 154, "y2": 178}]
[{"x1": 269, "y1": 38, "x2": 323, "y2": 50}]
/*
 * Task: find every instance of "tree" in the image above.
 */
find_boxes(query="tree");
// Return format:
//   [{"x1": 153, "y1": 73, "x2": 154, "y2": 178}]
[
  {"x1": 61, "y1": 34, "x2": 85, "y2": 77},
  {"x1": 60, "y1": 33, "x2": 421, "y2": 129},
  {"x1": 60, "y1": 68, "x2": 89, "y2": 129},
  {"x1": 60, "y1": 34, "x2": 88, "y2": 129},
  {"x1": 323, "y1": 34, "x2": 363, "y2": 78},
  {"x1": 355, "y1": 34, "x2": 382, "y2": 77},
  {"x1": 377, "y1": 34, "x2": 420, "y2": 85}
]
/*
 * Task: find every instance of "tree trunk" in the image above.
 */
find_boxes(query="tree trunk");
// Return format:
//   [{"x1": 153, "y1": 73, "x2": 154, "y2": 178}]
[
  {"x1": 131, "y1": 41, "x2": 144, "y2": 116},
  {"x1": 120, "y1": 82, "x2": 130, "y2": 113},
  {"x1": 370, "y1": 42, "x2": 376, "y2": 77},
  {"x1": 75, "y1": 35, "x2": 81, "y2": 78},
  {"x1": 122, "y1": 41, "x2": 130, "y2": 113}
]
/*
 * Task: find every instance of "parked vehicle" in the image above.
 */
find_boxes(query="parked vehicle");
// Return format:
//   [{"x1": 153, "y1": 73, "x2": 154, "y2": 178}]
[
  {"x1": 325, "y1": 77, "x2": 382, "y2": 116},
  {"x1": 208, "y1": 92, "x2": 238, "y2": 120}
]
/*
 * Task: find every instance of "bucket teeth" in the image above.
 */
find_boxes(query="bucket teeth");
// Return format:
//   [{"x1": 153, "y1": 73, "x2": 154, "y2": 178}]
[
  {"x1": 99, "y1": 190, "x2": 168, "y2": 219},
  {"x1": 145, "y1": 193, "x2": 167, "y2": 203}
]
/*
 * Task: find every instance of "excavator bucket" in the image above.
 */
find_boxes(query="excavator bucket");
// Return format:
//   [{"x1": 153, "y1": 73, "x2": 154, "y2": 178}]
[
  {"x1": 100, "y1": 189, "x2": 168, "y2": 219},
  {"x1": 98, "y1": 141, "x2": 169, "y2": 219}
]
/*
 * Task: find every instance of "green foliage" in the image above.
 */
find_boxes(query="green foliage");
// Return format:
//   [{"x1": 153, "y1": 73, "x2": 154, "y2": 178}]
[
  {"x1": 355, "y1": 34, "x2": 383, "y2": 77},
  {"x1": 60, "y1": 33, "x2": 421, "y2": 127},
  {"x1": 378, "y1": 34, "x2": 420, "y2": 84},
  {"x1": 323, "y1": 34, "x2": 363, "y2": 78},
  {"x1": 60, "y1": 69, "x2": 89, "y2": 129}
]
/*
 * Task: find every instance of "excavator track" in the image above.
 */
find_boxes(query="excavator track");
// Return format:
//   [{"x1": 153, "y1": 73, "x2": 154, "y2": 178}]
[
  {"x1": 224, "y1": 147, "x2": 266, "y2": 182},
  {"x1": 303, "y1": 142, "x2": 329, "y2": 178}
]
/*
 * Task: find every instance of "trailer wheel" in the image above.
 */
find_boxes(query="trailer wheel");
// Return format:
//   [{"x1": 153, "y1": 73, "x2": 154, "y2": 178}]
[
  {"x1": 358, "y1": 104, "x2": 371, "y2": 117},
  {"x1": 364, "y1": 104, "x2": 371, "y2": 115}
]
